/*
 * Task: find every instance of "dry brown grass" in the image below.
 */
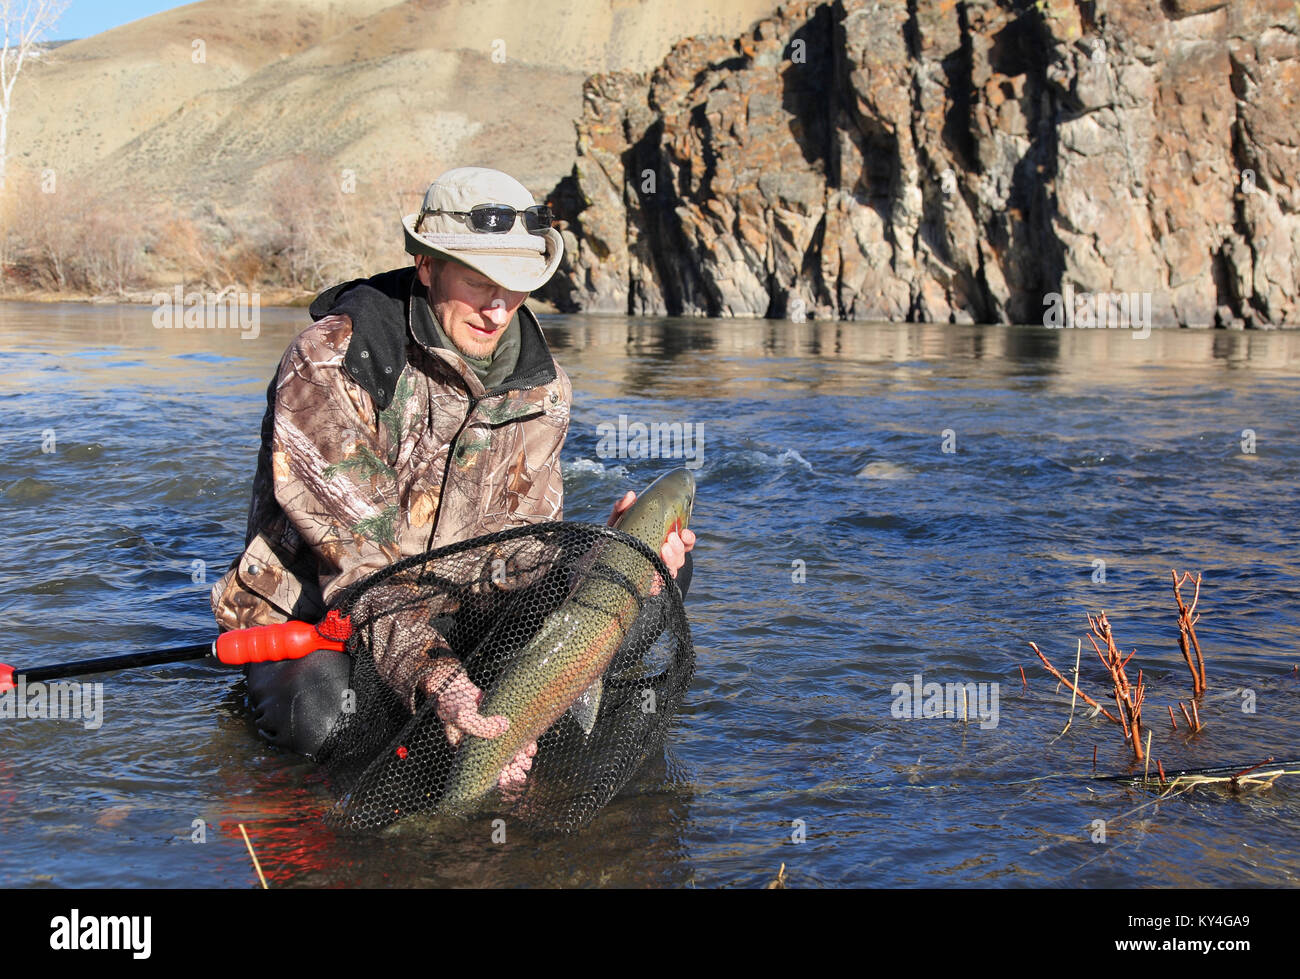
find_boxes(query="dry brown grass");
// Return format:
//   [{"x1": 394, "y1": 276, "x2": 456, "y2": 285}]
[
  {"x1": 2, "y1": 173, "x2": 153, "y2": 296},
  {"x1": 0, "y1": 156, "x2": 426, "y2": 298}
]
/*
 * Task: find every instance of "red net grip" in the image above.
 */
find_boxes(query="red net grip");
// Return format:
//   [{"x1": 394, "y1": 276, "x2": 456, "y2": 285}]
[
  {"x1": 214, "y1": 618, "x2": 348, "y2": 666},
  {"x1": 316, "y1": 610, "x2": 352, "y2": 642}
]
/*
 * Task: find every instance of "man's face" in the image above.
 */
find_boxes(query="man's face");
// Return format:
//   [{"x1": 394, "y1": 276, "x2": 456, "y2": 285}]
[{"x1": 418, "y1": 256, "x2": 528, "y2": 360}]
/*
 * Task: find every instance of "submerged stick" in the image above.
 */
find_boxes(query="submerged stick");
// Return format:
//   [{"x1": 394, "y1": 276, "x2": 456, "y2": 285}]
[
  {"x1": 1030, "y1": 641, "x2": 1117, "y2": 722},
  {"x1": 764, "y1": 863, "x2": 787, "y2": 889},
  {"x1": 239, "y1": 823, "x2": 269, "y2": 890},
  {"x1": 1232, "y1": 757, "x2": 1275, "y2": 782},
  {"x1": 1056, "y1": 640, "x2": 1084, "y2": 739}
]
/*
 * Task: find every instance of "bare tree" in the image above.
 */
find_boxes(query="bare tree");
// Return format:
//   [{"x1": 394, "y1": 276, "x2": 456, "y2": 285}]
[{"x1": 0, "y1": 0, "x2": 69, "y2": 189}]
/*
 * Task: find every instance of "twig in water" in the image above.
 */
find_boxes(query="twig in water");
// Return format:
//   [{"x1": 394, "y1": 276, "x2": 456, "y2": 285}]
[
  {"x1": 239, "y1": 823, "x2": 269, "y2": 890},
  {"x1": 1230, "y1": 757, "x2": 1274, "y2": 791},
  {"x1": 1030, "y1": 641, "x2": 1117, "y2": 722},
  {"x1": 1172, "y1": 570, "x2": 1207, "y2": 697},
  {"x1": 1087, "y1": 612, "x2": 1146, "y2": 762},
  {"x1": 1054, "y1": 640, "x2": 1084, "y2": 741}
]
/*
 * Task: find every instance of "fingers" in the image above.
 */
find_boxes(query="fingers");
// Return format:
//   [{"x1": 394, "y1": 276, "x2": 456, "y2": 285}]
[
  {"x1": 455, "y1": 709, "x2": 510, "y2": 740},
  {"x1": 434, "y1": 667, "x2": 511, "y2": 743},
  {"x1": 681, "y1": 528, "x2": 696, "y2": 550},
  {"x1": 429, "y1": 661, "x2": 539, "y2": 794},
  {"x1": 661, "y1": 531, "x2": 686, "y2": 577},
  {"x1": 499, "y1": 741, "x2": 538, "y2": 788},
  {"x1": 444, "y1": 707, "x2": 508, "y2": 746},
  {"x1": 434, "y1": 671, "x2": 479, "y2": 723},
  {"x1": 608, "y1": 491, "x2": 636, "y2": 527},
  {"x1": 498, "y1": 755, "x2": 528, "y2": 788}
]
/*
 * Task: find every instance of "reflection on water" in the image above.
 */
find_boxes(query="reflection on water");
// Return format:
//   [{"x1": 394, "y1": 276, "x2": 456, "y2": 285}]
[
  {"x1": 0, "y1": 300, "x2": 1297, "y2": 888},
  {"x1": 546, "y1": 315, "x2": 1300, "y2": 366}
]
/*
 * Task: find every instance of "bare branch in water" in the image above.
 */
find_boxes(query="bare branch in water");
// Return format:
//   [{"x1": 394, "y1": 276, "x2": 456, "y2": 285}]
[{"x1": 1172, "y1": 570, "x2": 1207, "y2": 697}]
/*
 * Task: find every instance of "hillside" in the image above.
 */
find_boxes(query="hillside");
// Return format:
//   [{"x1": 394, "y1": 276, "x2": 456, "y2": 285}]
[{"x1": 13, "y1": 0, "x2": 782, "y2": 209}]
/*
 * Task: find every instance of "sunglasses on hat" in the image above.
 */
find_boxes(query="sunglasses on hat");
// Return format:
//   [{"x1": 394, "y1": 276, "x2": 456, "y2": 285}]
[{"x1": 417, "y1": 203, "x2": 554, "y2": 234}]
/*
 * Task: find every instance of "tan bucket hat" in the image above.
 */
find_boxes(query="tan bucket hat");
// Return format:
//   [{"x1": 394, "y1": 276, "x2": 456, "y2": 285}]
[{"x1": 402, "y1": 166, "x2": 564, "y2": 293}]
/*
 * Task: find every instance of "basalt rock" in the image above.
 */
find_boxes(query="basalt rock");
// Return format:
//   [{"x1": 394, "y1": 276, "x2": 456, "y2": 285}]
[{"x1": 541, "y1": 0, "x2": 1299, "y2": 327}]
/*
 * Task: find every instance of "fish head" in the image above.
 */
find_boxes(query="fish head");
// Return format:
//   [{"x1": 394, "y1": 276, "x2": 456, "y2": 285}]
[
  {"x1": 620, "y1": 468, "x2": 694, "y2": 547},
  {"x1": 659, "y1": 467, "x2": 695, "y2": 530}
]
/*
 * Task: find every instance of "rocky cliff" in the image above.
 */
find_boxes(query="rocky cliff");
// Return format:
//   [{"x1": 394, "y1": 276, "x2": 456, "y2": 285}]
[{"x1": 542, "y1": 0, "x2": 1299, "y2": 327}]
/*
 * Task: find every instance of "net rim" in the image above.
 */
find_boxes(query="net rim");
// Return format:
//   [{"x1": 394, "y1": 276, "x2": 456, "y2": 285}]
[{"x1": 332, "y1": 521, "x2": 684, "y2": 617}]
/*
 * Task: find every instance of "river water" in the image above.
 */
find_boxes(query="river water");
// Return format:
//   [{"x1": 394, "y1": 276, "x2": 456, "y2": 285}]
[{"x1": 0, "y1": 301, "x2": 1297, "y2": 887}]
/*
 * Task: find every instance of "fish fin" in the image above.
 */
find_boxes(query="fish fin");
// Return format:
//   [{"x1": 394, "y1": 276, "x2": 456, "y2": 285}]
[{"x1": 569, "y1": 677, "x2": 604, "y2": 736}]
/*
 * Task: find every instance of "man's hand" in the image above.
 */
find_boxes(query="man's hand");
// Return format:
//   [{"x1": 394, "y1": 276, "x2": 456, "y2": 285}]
[
  {"x1": 423, "y1": 656, "x2": 537, "y2": 789},
  {"x1": 608, "y1": 490, "x2": 696, "y2": 578}
]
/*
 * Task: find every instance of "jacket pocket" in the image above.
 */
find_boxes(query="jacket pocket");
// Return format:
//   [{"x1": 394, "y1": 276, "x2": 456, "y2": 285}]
[{"x1": 212, "y1": 532, "x2": 326, "y2": 629}]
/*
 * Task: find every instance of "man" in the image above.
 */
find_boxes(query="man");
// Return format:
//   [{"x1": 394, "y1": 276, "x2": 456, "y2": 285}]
[{"x1": 212, "y1": 166, "x2": 694, "y2": 788}]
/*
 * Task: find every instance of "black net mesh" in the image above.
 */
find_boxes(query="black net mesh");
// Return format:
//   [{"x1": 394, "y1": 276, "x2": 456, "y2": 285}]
[{"x1": 315, "y1": 521, "x2": 694, "y2": 835}]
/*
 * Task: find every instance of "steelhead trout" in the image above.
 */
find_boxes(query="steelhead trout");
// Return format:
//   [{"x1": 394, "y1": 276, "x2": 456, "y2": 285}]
[{"x1": 440, "y1": 468, "x2": 695, "y2": 812}]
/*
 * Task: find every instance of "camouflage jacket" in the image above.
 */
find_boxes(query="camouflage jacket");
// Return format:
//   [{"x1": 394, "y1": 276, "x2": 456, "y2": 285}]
[{"x1": 211, "y1": 267, "x2": 571, "y2": 698}]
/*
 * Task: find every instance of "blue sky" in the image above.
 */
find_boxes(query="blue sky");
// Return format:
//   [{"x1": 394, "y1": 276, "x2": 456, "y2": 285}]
[{"x1": 51, "y1": 2, "x2": 190, "y2": 41}]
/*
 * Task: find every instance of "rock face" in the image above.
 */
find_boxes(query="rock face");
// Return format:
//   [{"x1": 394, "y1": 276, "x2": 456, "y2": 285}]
[{"x1": 542, "y1": 0, "x2": 1300, "y2": 327}]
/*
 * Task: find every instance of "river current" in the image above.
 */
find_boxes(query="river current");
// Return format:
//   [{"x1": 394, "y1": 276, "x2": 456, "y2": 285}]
[{"x1": 0, "y1": 302, "x2": 1297, "y2": 887}]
